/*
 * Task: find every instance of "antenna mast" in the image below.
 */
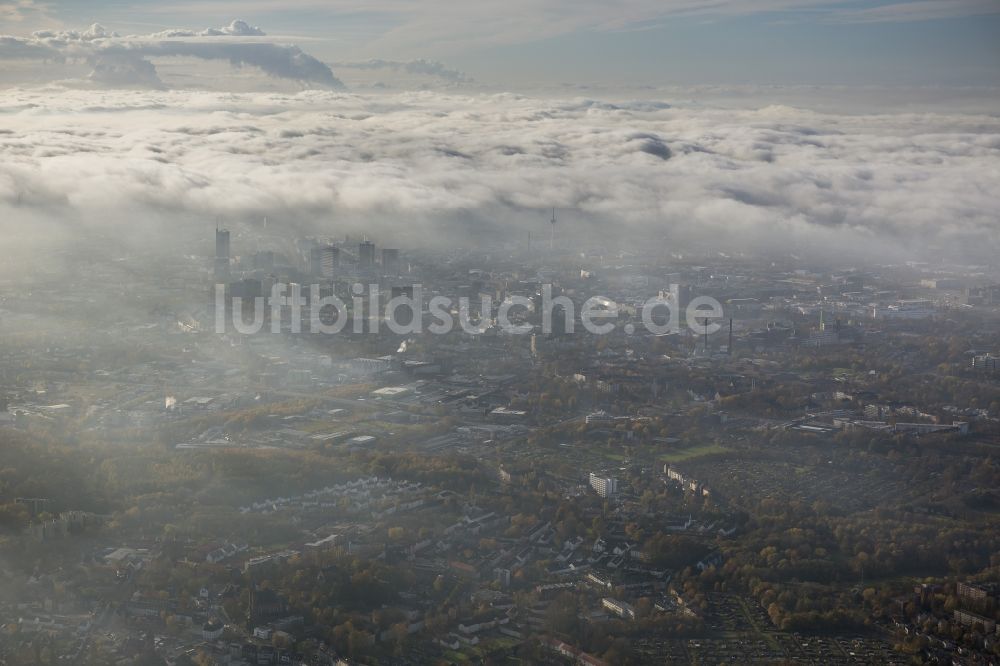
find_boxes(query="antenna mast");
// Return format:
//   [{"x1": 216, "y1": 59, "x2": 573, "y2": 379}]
[{"x1": 549, "y1": 208, "x2": 556, "y2": 251}]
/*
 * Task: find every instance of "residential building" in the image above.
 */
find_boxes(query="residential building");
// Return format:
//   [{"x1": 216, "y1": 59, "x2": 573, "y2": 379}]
[{"x1": 589, "y1": 473, "x2": 618, "y2": 498}]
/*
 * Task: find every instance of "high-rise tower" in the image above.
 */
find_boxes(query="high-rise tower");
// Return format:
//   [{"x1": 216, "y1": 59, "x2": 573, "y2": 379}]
[
  {"x1": 311, "y1": 245, "x2": 339, "y2": 278},
  {"x1": 214, "y1": 225, "x2": 230, "y2": 280},
  {"x1": 358, "y1": 240, "x2": 375, "y2": 269}
]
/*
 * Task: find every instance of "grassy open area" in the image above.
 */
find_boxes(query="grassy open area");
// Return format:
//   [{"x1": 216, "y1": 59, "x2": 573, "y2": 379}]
[{"x1": 657, "y1": 442, "x2": 732, "y2": 463}]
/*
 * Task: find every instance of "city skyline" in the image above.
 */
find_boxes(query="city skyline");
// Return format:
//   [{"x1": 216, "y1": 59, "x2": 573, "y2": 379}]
[{"x1": 0, "y1": 4, "x2": 998, "y2": 664}]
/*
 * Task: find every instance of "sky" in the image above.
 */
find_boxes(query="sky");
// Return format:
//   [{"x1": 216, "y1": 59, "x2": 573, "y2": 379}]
[{"x1": 2, "y1": 0, "x2": 999, "y2": 88}]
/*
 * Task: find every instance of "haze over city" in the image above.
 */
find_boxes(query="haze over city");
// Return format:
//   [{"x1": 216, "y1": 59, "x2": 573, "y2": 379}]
[{"x1": 0, "y1": 1, "x2": 998, "y2": 665}]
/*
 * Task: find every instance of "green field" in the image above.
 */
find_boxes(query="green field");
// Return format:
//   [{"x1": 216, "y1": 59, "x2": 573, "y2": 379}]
[{"x1": 657, "y1": 442, "x2": 732, "y2": 463}]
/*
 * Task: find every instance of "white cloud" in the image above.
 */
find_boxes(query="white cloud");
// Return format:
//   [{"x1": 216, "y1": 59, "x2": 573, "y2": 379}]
[
  {"x1": 0, "y1": 20, "x2": 343, "y2": 89},
  {"x1": 0, "y1": 88, "x2": 997, "y2": 262},
  {"x1": 144, "y1": 19, "x2": 266, "y2": 38}
]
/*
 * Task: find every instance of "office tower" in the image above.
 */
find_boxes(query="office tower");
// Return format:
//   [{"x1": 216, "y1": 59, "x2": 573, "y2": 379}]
[
  {"x1": 322, "y1": 246, "x2": 339, "y2": 277},
  {"x1": 676, "y1": 284, "x2": 691, "y2": 313},
  {"x1": 381, "y1": 248, "x2": 400, "y2": 275},
  {"x1": 310, "y1": 245, "x2": 339, "y2": 278},
  {"x1": 215, "y1": 227, "x2": 231, "y2": 280},
  {"x1": 358, "y1": 240, "x2": 375, "y2": 269},
  {"x1": 550, "y1": 303, "x2": 569, "y2": 337}
]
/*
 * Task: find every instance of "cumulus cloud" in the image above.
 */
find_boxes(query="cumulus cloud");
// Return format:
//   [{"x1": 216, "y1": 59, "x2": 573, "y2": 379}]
[
  {"x1": 147, "y1": 19, "x2": 266, "y2": 38},
  {"x1": 0, "y1": 88, "x2": 997, "y2": 262},
  {"x1": 31, "y1": 23, "x2": 120, "y2": 43},
  {"x1": 0, "y1": 34, "x2": 60, "y2": 60},
  {"x1": 0, "y1": 21, "x2": 343, "y2": 89},
  {"x1": 89, "y1": 51, "x2": 164, "y2": 88},
  {"x1": 98, "y1": 40, "x2": 342, "y2": 89}
]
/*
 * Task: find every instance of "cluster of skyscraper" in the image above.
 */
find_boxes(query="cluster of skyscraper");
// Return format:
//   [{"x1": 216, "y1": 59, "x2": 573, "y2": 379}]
[{"x1": 213, "y1": 226, "x2": 400, "y2": 283}]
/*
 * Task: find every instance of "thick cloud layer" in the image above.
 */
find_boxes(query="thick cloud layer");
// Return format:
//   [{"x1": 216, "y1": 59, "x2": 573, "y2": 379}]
[
  {"x1": 0, "y1": 21, "x2": 343, "y2": 89},
  {"x1": 0, "y1": 88, "x2": 997, "y2": 261}
]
